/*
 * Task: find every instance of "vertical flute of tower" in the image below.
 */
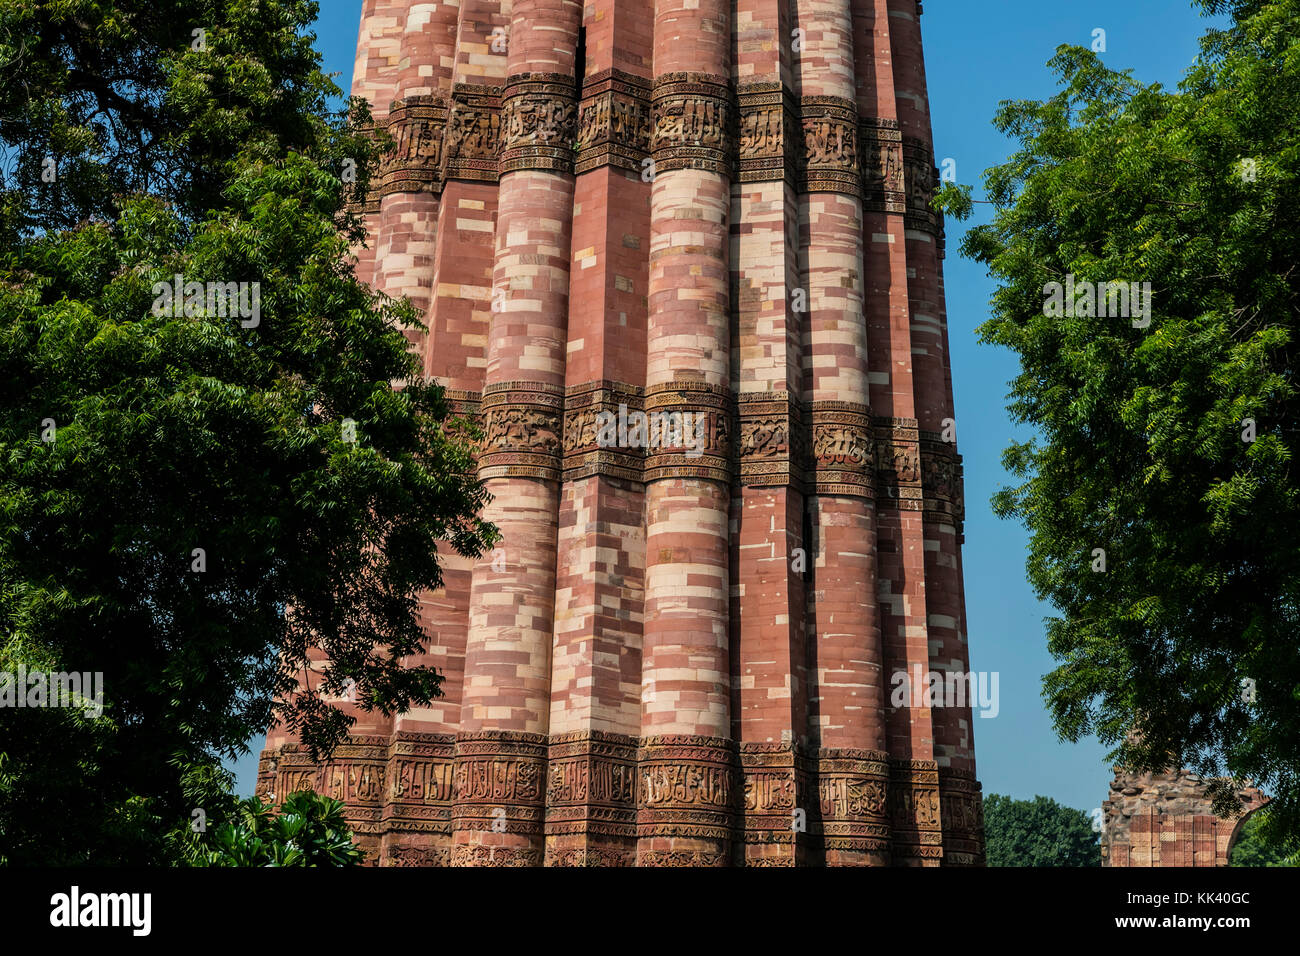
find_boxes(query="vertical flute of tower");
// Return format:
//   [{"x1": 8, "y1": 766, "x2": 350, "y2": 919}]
[
  {"x1": 351, "y1": 0, "x2": 407, "y2": 289},
  {"x1": 729, "y1": 0, "x2": 809, "y2": 867},
  {"x1": 453, "y1": 0, "x2": 581, "y2": 867},
  {"x1": 639, "y1": 0, "x2": 735, "y2": 867},
  {"x1": 376, "y1": 0, "x2": 462, "y2": 868},
  {"x1": 852, "y1": 0, "x2": 940, "y2": 866},
  {"x1": 795, "y1": 0, "x2": 889, "y2": 867},
  {"x1": 886, "y1": 0, "x2": 979, "y2": 863},
  {"x1": 373, "y1": 3, "x2": 458, "y2": 354},
  {"x1": 546, "y1": 0, "x2": 652, "y2": 867}
]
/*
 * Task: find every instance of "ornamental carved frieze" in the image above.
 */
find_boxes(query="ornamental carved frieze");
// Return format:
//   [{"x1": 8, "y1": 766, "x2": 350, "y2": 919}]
[
  {"x1": 889, "y1": 757, "x2": 944, "y2": 862},
  {"x1": 314, "y1": 736, "x2": 390, "y2": 836},
  {"x1": 738, "y1": 742, "x2": 809, "y2": 865},
  {"x1": 576, "y1": 70, "x2": 653, "y2": 175},
  {"x1": 860, "y1": 117, "x2": 906, "y2": 215},
  {"x1": 451, "y1": 730, "x2": 548, "y2": 837},
  {"x1": 642, "y1": 381, "x2": 733, "y2": 484},
  {"x1": 637, "y1": 735, "x2": 739, "y2": 848},
  {"x1": 545, "y1": 730, "x2": 638, "y2": 837},
  {"x1": 441, "y1": 83, "x2": 501, "y2": 184},
  {"x1": 939, "y1": 767, "x2": 985, "y2": 866},
  {"x1": 381, "y1": 95, "x2": 448, "y2": 197},
  {"x1": 800, "y1": 96, "x2": 860, "y2": 195},
  {"x1": 562, "y1": 381, "x2": 645, "y2": 484},
  {"x1": 920, "y1": 435, "x2": 964, "y2": 525},
  {"x1": 478, "y1": 382, "x2": 564, "y2": 482},
  {"x1": 386, "y1": 844, "x2": 450, "y2": 867},
  {"x1": 450, "y1": 844, "x2": 545, "y2": 867},
  {"x1": 810, "y1": 401, "x2": 874, "y2": 497},
  {"x1": 736, "y1": 83, "x2": 797, "y2": 185},
  {"x1": 500, "y1": 73, "x2": 579, "y2": 174},
  {"x1": 737, "y1": 392, "x2": 807, "y2": 489},
  {"x1": 814, "y1": 748, "x2": 892, "y2": 855},
  {"x1": 874, "y1": 416, "x2": 923, "y2": 510},
  {"x1": 650, "y1": 72, "x2": 733, "y2": 175},
  {"x1": 903, "y1": 136, "x2": 942, "y2": 239}
]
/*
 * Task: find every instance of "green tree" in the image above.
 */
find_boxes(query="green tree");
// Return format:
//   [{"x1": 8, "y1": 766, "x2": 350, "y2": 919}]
[
  {"x1": 983, "y1": 794, "x2": 1100, "y2": 867},
  {"x1": 191, "y1": 790, "x2": 365, "y2": 868},
  {"x1": 1230, "y1": 811, "x2": 1299, "y2": 866},
  {"x1": 0, "y1": 0, "x2": 494, "y2": 865},
  {"x1": 938, "y1": 0, "x2": 1300, "y2": 845}
]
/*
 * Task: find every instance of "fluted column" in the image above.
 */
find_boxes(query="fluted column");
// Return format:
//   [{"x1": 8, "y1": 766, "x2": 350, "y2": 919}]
[
  {"x1": 796, "y1": 0, "x2": 889, "y2": 867},
  {"x1": 885, "y1": 0, "x2": 982, "y2": 865},
  {"x1": 853, "y1": 0, "x2": 940, "y2": 866},
  {"x1": 453, "y1": 0, "x2": 582, "y2": 867},
  {"x1": 729, "y1": 0, "x2": 810, "y2": 868},
  {"x1": 638, "y1": 0, "x2": 737, "y2": 867}
]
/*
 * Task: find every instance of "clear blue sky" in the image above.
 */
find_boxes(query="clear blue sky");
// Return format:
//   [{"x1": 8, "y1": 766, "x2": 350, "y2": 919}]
[{"x1": 230, "y1": 0, "x2": 1223, "y2": 817}]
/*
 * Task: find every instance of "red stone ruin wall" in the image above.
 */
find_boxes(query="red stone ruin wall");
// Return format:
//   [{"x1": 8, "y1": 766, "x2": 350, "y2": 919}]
[
  {"x1": 1101, "y1": 767, "x2": 1267, "y2": 868},
  {"x1": 257, "y1": 0, "x2": 983, "y2": 867}
]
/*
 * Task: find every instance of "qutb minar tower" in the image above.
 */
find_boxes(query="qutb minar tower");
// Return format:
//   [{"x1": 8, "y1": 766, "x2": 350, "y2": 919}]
[{"x1": 258, "y1": 0, "x2": 984, "y2": 867}]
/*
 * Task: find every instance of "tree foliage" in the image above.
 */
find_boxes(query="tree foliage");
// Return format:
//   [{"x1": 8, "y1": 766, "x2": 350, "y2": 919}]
[
  {"x1": 940, "y1": 0, "x2": 1300, "y2": 847},
  {"x1": 0, "y1": 0, "x2": 494, "y2": 864},
  {"x1": 191, "y1": 790, "x2": 365, "y2": 867},
  {"x1": 1229, "y1": 810, "x2": 1299, "y2": 866},
  {"x1": 983, "y1": 794, "x2": 1100, "y2": 867}
]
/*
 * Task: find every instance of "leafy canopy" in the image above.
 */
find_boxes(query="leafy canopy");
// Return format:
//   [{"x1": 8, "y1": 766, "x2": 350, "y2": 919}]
[
  {"x1": 938, "y1": 0, "x2": 1300, "y2": 848},
  {"x1": 0, "y1": 0, "x2": 494, "y2": 864},
  {"x1": 983, "y1": 794, "x2": 1100, "y2": 867}
]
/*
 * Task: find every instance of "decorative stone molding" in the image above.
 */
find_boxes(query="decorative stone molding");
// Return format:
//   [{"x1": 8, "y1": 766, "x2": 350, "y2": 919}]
[
  {"x1": 544, "y1": 730, "x2": 638, "y2": 866},
  {"x1": 441, "y1": 83, "x2": 502, "y2": 184},
  {"x1": 873, "y1": 417, "x2": 922, "y2": 510},
  {"x1": 500, "y1": 73, "x2": 579, "y2": 175},
  {"x1": 737, "y1": 392, "x2": 807, "y2": 489},
  {"x1": 642, "y1": 382, "x2": 733, "y2": 484},
  {"x1": 920, "y1": 435, "x2": 964, "y2": 525},
  {"x1": 859, "y1": 117, "x2": 906, "y2": 215},
  {"x1": 809, "y1": 401, "x2": 874, "y2": 498},
  {"x1": 888, "y1": 757, "x2": 944, "y2": 864},
  {"x1": 736, "y1": 82, "x2": 797, "y2": 186},
  {"x1": 650, "y1": 72, "x2": 733, "y2": 176},
  {"x1": 739, "y1": 741, "x2": 810, "y2": 866},
  {"x1": 381, "y1": 731, "x2": 455, "y2": 841},
  {"x1": 637, "y1": 735, "x2": 739, "y2": 863},
  {"x1": 561, "y1": 380, "x2": 645, "y2": 483},
  {"x1": 902, "y1": 136, "x2": 942, "y2": 239},
  {"x1": 576, "y1": 70, "x2": 653, "y2": 175},
  {"x1": 938, "y1": 767, "x2": 985, "y2": 866},
  {"x1": 816, "y1": 748, "x2": 892, "y2": 861},
  {"x1": 308, "y1": 736, "x2": 391, "y2": 839},
  {"x1": 381, "y1": 95, "x2": 449, "y2": 197},
  {"x1": 450, "y1": 730, "x2": 548, "y2": 857},
  {"x1": 800, "y1": 95, "x2": 860, "y2": 196},
  {"x1": 478, "y1": 381, "x2": 564, "y2": 482}
]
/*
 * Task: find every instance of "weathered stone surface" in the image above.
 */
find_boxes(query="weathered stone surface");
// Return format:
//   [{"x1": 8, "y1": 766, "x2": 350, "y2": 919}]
[
  {"x1": 259, "y1": 0, "x2": 981, "y2": 867},
  {"x1": 1101, "y1": 766, "x2": 1267, "y2": 867}
]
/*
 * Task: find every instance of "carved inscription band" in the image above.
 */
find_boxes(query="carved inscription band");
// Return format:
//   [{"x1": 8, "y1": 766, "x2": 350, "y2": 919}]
[
  {"x1": 352, "y1": 80, "x2": 941, "y2": 242},
  {"x1": 445, "y1": 383, "x2": 961, "y2": 519}
]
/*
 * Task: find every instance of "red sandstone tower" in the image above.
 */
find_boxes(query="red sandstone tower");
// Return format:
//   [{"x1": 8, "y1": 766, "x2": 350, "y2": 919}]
[{"x1": 257, "y1": 0, "x2": 983, "y2": 867}]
